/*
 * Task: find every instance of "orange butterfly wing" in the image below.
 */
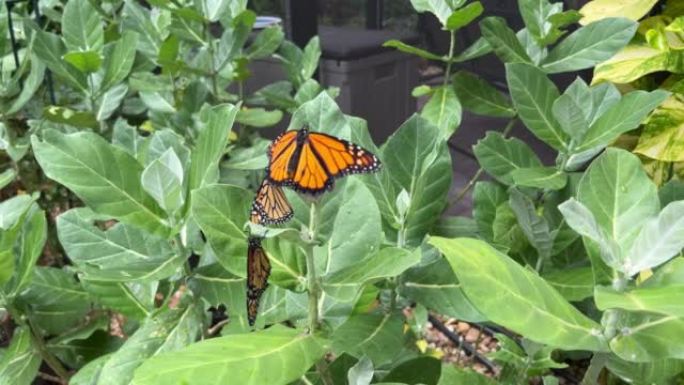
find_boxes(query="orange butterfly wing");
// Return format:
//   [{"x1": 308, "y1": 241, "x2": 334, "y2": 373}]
[
  {"x1": 246, "y1": 237, "x2": 270, "y2": 326},
  {"x1": 267, "y1": 130, "x2": 298, "y2": 184},
  {"x1": 250, "y1": 179, "x2": 294, "y2": 225},
  {"x1": 266, "y1": 129, "x2": 381, "y2": 194}
]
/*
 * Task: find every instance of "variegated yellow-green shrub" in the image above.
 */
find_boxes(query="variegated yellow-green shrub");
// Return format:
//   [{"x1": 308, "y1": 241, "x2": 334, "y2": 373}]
[{"x1": 586, "y1": 0, "x2": 684, "y2": 184}]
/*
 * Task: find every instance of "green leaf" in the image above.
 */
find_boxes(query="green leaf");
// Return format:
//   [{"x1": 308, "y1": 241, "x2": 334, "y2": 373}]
[
  {"x1": 480, "y1": 17, "x2": 533, "y2": 64},
  {"x1": 518, "y1": 0, "x2": 563, "y2": 43},
  {"x1": 30, "y1": 26, "x2": 87, "y2": 91},
  {"x1": 596, "y1": 285, "x2": 684, "y2": 318},
  {"x1": 132, "y1": 326, "x2": 326, "y2": 385},
  {"x1": 32, "y1": 130, "x2": 169, "y2": 236},
  {"x1": 188, "y1": 104, "x2": 239, "y2": 192},
  {"x1": 191, "y1": 185, "x2": 251, "y2": 275},
  {"x1": 190, "y1": 264, "x2": 250, "y2": 333},
  {"x1": 541, "y1": 18, "x2": 638, "y2": 73},
  {"x1": 383, "y1": 116, "x2": 452, "y2": 246},
  {"x1": 122, "y1": 1, "x2": 163, "y2": 59},
  {"x1": 509, "y1": 189, "x2": 554, "y2": 261},
  {"x1": 624, "y1": 201, "x2": 684, "y2": 275},
  {"x1": 453, "y1": 37, "x2": 492, "y2": 62},
  {"x1": 81, "y1": 279, "x2": 155, "y2": 319},
  {"x1": 197, "y1": 0, "x2": 231, "y2": 21},
  {"x1": 142, "y1": 148, "x2": 185, "y2": 213},
  {"x1": 399, "y1": 256, "x2": 485, "y2": 322},
  {"x1": 7, "y1": 57, "x2": 45, "y2": 115},
  {"x1": 579, "y1": 0, "x2": 659, "y2": 25},
  {"x1": 592, "y1": 45, "x2": 676, "y2": 84},
  {"x1": 0, "y1": 169, "x2": 14, "y2": 192},
  {"x1": 0, "y1": 328, "x2": 41, "y2": 385},
  {"x1": 98, "y1": 299, "x2": 203, "y2": 385},
  {"x1": 421, "y1": 86, "x2": 462, "y2": 138},
  {"x1": 577, "y1": 89, "x2": 669, "y2": 152},
  {"x1": 332, "y1": 313, "x2": 405, "y2": 365},
  {"x1": 660, "y1": 180, "x2": 684, "y2": 206},
  {"x1": 236, "y1": 107, "x2": 283, "y2": 128},
  {"x1": 246, "y1": 26, "x2": 284, "y2": 59},
  {"x1": 430, "y1": 237, "x2": 607, "y2": 351},
  {"x1": 473, "y1": 132, "x2": 542, "y2": 185},
  {"x1": 0, "y1": 197, "x2": 35, "y2": 286},
  {"x1": 610, "y1": 312, "x2": 684, "y2": 361},
  {"x1": 383, "y1": 356, "x2": 442, "y2": 385},
  {"x1": 43, "y1": 106, "x2": 98, "y2": 128},
  {"x1": 577, "y1": 148, "x2": 660, "y2": 257},
  {"x1": 558, "y1": 198, "x2": 622, "y2": 270},
  {"x1": 112, "y1": 119, "x2": 147, "y2": 160},
  {"x1": 446, "y1": 1, "x2": 483, "y2": 30},
  {"x1": 552, "y1": 93, "x2": 589, "y2": 143},
  {"x1": 348, "y1": 356, "x2": 374, "y2": 385},
  {"x1": 606, "y1": 355, "x2": 684, "y2": 385},
  {"x1": 410, "y1": 0, "x2": 453, "y2": 25},
  {"x1": 301, "y1": 36, "x2": 321, "y2": 82},
  {"x1": 452, "y1": 71, "x2": 515, "y2": 118},
  {"x1": 472, "y1": 181, "x2": 507, "y2": 242},
  {"x1": 544, "y1": 267, "x2": 594, "y2": 302},
  {"x1": 320, "y1": 179, "x2": 383, "y2": 273},
  {"x1": 0, "y1": 194, "x2": 35, "y2": 230},
  {"x1": 18, "y1": 267, "x2": 91, "y2": 335},
  {"x1": 509, "y1": 167, "x2": 567, "y2": 190},
  {"x1": 383, "y1": 39, "x2": 445, "y2": 61},
  {"x1": 57, "y1": 208, "x2": 182, "y2": 281},
  {"x1": 101, "y1": 31, "x2": 139, "y2": 91},
  {"x1": 96, "y1": 84, "x2": 128, "y2": 121},
  {"x1": 62, "y1": 0, "x2": 103, "y2": 52},
  {"x1": 506, "y1": 63, "x2": 568, "y2": 150},
  {"x1": 323, "y1": 247, "x2": 420, "y2": 301},
  {"x1": 438, "y1": 365, "x2": 495, "y2": 385},
  {"x1": 4, "y1": 209, "x2": 46, "y2": 296},
  {"x1": 634, "y1": 95, "x2": 684, "y2": 162},
  {"x1": 222, "y1": 139, "x2": 269, "y2": 170},
  {"x1": 63, "y1": 50, "x2": 103, "y2": 73}
]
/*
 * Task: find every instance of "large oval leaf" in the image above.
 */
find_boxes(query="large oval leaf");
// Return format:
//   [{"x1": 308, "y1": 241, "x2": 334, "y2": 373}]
[
  {"x1": 31, "y1": 130, "x2": 169, "y2": 236},
  {"x1": 430, "y1": 237, "x2": 607, "y2": 351},
  {"x1": 132, "y1": 326, "x2": 326, "y2": 385},
  {"x1": 577, "y1": 148, "x2": 660, "y2": 267},
  {"x1": 57, "y1": 208, "x2": 182, "y2": 281}
]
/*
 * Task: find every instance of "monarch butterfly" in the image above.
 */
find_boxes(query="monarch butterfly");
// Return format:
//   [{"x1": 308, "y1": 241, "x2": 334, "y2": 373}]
[
  {"x1": 267, "y1": 128, "x2": 381, "y2": 194},
  {"x1": 246, "y1": 237, "x2": 270, "y2": 326},
  {"x1": 250, "y1": 179, "x2": 294, "y2": 225}
]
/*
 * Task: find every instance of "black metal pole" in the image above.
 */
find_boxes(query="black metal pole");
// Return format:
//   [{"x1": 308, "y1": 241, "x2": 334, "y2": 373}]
[
  {"x1": 365, "y1": 0, "x2": 383, "y2": 30},
  {"x1": 283, "y1": 0, "x2": 318, "y2": 48},
  {"x1": 6, "y1": 2, "x2": 21, "y2": 72}
]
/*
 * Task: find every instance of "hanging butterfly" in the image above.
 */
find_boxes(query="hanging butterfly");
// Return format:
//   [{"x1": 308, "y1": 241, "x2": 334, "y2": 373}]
[
  {"x1": 267, "y1": 128, "x2": 381, "y2": 194},
  {"x1": 250, "y1": 179, "x2": 294, "y2": 225},
  {"x1": 246, "y1": 236, "x2": 270, "y2": 326}
]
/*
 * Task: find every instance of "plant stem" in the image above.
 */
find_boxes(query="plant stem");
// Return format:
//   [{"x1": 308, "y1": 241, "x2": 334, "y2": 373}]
[
  {"x1": 205, "y1": 24, "x2": 220, "y2": 98},
  {"x1": 26, "y1": 315, "x2": 70, "y2": 382},
  {"x1": 442, "y1": 30, "x2": 456, "y2": 87},
  {"x1": 449, "y1": 118, "x2": 517, "y2": 207},
  {"x1": 174, "y1": 232, "x2": 191, "y2": 276},
  {"x1": 581, "y1": 352, "x2": 609, "y2": 385},
  {"x1": 305, "y1": 201, "x2": 320, "y2": 333}
]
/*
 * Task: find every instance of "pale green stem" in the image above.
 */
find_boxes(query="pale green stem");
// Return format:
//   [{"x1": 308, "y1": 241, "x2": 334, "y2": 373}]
[
  {"x1": 442, "y1": 30, "x2": 456, "y2": 87},
  {"x1": 305, "y1": 201, "x2": 320, "y2": 333}
]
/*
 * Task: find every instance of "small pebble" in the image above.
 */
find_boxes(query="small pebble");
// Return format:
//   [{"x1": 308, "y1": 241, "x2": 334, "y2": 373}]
[{"x1": 465, "y1": 328, "x2": 480, "y2": 343}]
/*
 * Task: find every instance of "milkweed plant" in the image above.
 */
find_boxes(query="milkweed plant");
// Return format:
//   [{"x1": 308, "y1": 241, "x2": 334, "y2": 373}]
[{"x1": 1, "y1": 0, "x2": 683, "y2": 384}]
